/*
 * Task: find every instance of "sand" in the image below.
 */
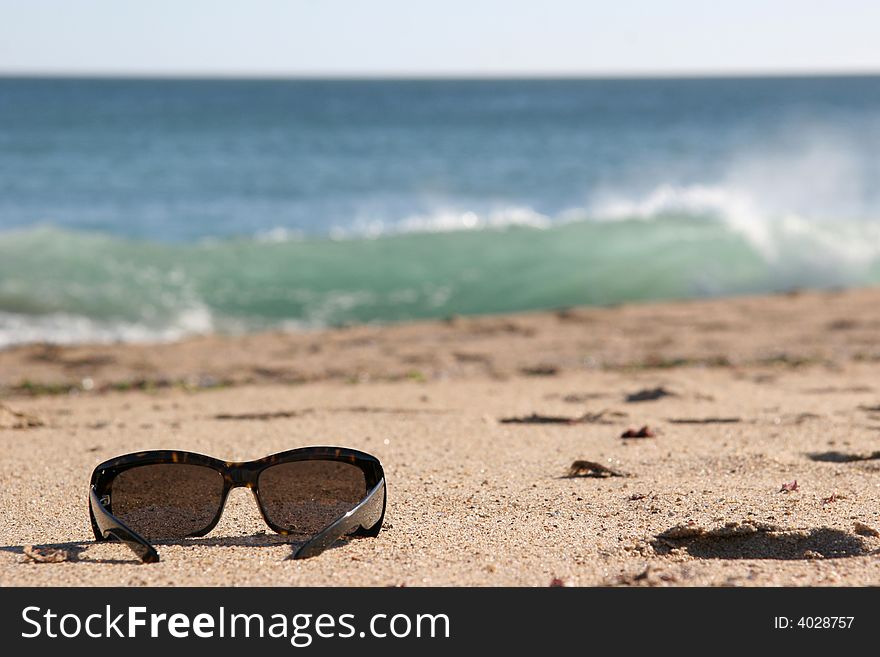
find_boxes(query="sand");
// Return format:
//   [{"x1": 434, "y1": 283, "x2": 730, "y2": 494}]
[{"x1": 1, "y1": 287, "x2": 880, "y2": 586}]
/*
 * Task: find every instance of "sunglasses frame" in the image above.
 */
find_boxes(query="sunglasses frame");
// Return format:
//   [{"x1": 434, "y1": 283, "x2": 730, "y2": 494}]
[{"x1": 89, "y1": 446, "x2": 386, "y2": 563}]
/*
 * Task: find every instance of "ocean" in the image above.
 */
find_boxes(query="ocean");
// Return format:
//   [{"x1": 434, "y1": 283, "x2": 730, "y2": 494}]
[{"x1": 1, "y1": 76, "x2": 880, "y2": 346}]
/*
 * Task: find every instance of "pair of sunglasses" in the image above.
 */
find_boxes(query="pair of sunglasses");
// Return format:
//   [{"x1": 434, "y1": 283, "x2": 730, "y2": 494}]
[{"x1": 89, "y1": 446, "x2": 386, "y2": 562}]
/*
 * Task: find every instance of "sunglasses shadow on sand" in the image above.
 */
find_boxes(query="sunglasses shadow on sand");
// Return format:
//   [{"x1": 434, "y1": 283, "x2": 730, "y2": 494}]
[
  {"x1": 87, "y1": 446, "x2": 386, "y2": 563},
  {"x1": 2, "y1": 531, "x2": 360, "y2": 565}
]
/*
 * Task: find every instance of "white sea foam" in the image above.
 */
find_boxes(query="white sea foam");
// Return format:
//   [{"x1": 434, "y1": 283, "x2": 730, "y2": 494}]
[
  {"x1": 324, "y1": 206, "x2": 552, "y2": 240},
  {"x1": 299, "y1": 178, "x2": 880, "y2": 278},
  {"x1": 589, "y1": 180, "x2": 880, "y2": 274},
  {"x1": 589, "y1": 183, "x2": 778, "y2": 257},
  {"x1": 0, "y1": 305, "x2": 214, "y2": 349},
  {"x1": 586, "y1": 132, "x2": 880, "y2": 269}
]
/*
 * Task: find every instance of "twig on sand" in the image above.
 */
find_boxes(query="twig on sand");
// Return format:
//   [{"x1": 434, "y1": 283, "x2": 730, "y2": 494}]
[
  {"x1": 559, "y1": 392, "x2": 608, "y2": 403},
  {"x1": 214, "y1": 410, "x2": 306, "y2": 421},
  {"x1": 216, "y1": 406, "x2": 450, "y2": 421},
  {"x1": 666, "y1": 417, "x2": 741, "y2": 424},
  {"x1": 501, "y1": 411, "x2": 613, "y2": 425},
  {"x1": 779, "y1": 480, "x2": 800, "y2": 493},
  {"x1": 520, "y1": 365, "x2": 559, "y2": 377},
  {"x1": 625, "y1": 387, "x2": 677, "y2": 403}
]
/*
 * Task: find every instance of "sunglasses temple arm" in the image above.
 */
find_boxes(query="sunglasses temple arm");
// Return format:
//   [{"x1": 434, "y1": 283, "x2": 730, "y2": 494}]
[
  {"x1": 89, "y1": 486, "x2": 160, "y2": 563},
  {"x1": 291, "y1": 477, "x2": 386, "y2": 560}
]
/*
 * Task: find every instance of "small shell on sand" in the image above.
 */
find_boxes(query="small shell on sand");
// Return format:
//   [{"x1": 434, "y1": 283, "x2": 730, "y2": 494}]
[{"x1": 23, "y1": 545, "x2": 74, "y2": 563}]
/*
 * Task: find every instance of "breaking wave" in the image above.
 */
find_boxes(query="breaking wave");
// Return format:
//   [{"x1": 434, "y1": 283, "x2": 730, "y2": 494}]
[{"x1": 2, "y1": 187, "x2": 879, "y2": 346}]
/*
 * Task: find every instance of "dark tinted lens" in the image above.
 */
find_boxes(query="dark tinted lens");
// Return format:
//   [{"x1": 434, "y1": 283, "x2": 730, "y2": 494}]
[
  {"x1": 258, "y1": 460, "x2": 366, "y2": 535},
  {"x1": 111, "y1": 464, "x2": 224, "y2": 539}
]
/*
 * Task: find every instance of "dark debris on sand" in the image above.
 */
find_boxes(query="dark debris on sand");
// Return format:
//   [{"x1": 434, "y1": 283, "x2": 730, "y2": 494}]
[
  {"x1": 612, "y1": 565, "x2": 678, "y2": 587},
  {"x1": 621, "y1": 425, "x2": 655, "y2": 438},
  {"x1": 853, "y1": 522, "x2": 880, "y2": 538},
  {"x1": 501, "y1": 411, "x2": 616, "y2": 425},
  {"x1": 519, "y1": 365, "x2": 559, "y2": 377},
  {"x1": 214, "y1": 410, "x2": 308, "y2": 421},
  {"x1": 807, "y1": 450, "x2": 880, "y2": 463},
  {"x1": 666, "y1": 417, "x2": 741, "y2": 424},
  {"x1": 625, "y1": 386, "x2": 677, "y2": 403},
  {"x1": 565, "y1": 460, "x2": 629, "y2": 478}
]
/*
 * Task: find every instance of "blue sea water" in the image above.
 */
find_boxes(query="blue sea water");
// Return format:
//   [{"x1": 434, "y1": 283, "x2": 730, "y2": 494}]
[{"x1": 1, "y1": 76, "x2": 880, "y2": 345}]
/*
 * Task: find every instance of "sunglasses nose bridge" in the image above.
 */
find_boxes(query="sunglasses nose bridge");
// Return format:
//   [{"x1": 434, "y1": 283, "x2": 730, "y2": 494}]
[{"x1": 226, "y1": 462, "x2": 259, "y2": 488}]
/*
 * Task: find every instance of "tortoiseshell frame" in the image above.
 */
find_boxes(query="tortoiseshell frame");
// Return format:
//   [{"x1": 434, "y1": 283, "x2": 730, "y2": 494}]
[{"x1": 89, "y1": 446, "x2": 386, "y2": 563}]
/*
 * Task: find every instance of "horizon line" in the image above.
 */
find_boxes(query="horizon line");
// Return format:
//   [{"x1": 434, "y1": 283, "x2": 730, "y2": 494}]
[{"x1": 2, "y1": 67, "x2": 880, "y2": 81}]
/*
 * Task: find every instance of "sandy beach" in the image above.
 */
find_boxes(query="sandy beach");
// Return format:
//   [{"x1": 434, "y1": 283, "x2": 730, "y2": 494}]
[{"x1": 1, "y1": 287, "x2": 880, "y2": 586}]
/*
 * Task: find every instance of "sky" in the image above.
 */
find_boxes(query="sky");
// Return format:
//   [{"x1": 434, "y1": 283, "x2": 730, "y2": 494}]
[{"x1": 1, "y1": 0, "x2": 879, "y2": 77}]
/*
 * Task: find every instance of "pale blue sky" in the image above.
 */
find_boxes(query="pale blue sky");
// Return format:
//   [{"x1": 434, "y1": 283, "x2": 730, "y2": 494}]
[{"x1": 1, "y1": 0, "x2": 879, "y2": 76}]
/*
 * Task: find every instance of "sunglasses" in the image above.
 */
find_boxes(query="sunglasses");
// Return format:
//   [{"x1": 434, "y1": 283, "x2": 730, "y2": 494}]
[{"x1": 88, "y1": 446, "x2": 386, "y2": 563}]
